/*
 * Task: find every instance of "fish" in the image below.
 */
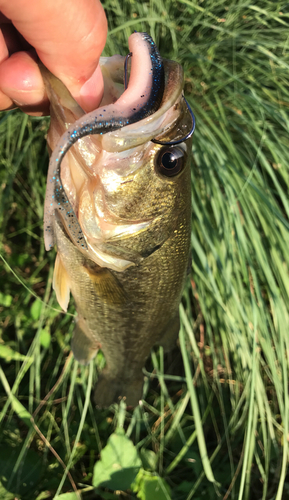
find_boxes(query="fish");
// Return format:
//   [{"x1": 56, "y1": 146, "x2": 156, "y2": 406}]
[{"x1": 42, "y1": 32, "x2": 193, "y2": 407}]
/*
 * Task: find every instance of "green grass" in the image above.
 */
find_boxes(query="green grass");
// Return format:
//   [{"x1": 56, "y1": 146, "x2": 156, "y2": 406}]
[{"x1": 1, "y1": 1, "x2": 289, "y2": 498}]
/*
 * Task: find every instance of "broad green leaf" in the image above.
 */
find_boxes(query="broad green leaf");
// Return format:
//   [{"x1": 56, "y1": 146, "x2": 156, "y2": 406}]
[
  {"x1": 139, "y1": 449, "x2": 157, "y2": 472},
  {"x1": 93, "y1": 429, "x2": 142, "y2": 491},
  {"x1": 132, "y1": 470, "x2": 171, "y2": 500}
]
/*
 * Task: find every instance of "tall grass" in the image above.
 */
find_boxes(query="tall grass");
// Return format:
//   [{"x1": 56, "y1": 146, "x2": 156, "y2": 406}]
[{"x1": 0, "y1": 1, "x2": 288, "y2": 498}]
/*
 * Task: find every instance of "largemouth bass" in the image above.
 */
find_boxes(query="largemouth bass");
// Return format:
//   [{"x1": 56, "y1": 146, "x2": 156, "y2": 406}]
[{"x1": 42, "y1": 32, "x2": 193, "y2": 407}]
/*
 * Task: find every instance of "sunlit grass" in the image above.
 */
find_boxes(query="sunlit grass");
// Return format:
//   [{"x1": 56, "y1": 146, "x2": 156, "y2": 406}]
[{"x1": 1, "y1": 1, "x2": 289, "y2": 498}]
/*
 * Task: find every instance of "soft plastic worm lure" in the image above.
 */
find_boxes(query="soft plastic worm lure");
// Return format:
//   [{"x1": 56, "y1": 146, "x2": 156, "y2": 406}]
[{"x1": 124, "y1": 51, "x2": 195, "y2": 146}]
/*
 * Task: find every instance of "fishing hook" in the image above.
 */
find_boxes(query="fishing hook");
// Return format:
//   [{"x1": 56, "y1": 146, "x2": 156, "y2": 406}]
[
  {"x1": 123, "y1": 51, "x2": 196, "y2": 146},
  {"x1": 152, "y1": 96, "x2": 195, "y2": 146}
]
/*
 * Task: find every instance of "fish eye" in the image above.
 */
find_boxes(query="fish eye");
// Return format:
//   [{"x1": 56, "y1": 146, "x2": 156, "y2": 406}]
[{"x1": 155, "y1": 146, "x2": 186, "y2": 177}]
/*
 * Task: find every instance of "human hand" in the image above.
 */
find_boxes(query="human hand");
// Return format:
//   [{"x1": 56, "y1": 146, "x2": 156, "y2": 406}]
[{"x1": 0, "y1": 0, "x2": 107, "y2": 115}]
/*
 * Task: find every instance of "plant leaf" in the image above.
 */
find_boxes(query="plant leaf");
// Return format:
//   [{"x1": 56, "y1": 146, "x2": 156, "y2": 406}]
[
  {"x1": 93, "y1": 430, "x2": 142, "y2": 491},
  {"x1": 132, "y1": 470, "x2": 171, "y2": 500}
]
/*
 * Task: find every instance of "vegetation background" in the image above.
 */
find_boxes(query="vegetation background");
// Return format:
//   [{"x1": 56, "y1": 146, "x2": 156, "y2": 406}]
[{"x1": 0, "y1": 0, "x2": 288, "y2": 498}]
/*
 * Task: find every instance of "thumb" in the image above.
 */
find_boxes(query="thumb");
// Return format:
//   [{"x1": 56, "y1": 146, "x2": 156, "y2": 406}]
[{"x1": 0, "y1": 0, "x2": 107, "y2": 111}]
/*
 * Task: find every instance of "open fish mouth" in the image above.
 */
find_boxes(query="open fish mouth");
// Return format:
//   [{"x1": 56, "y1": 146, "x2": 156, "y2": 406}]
[{"x1": 43, "y1": 32, "x2": 193, "y2": 272}]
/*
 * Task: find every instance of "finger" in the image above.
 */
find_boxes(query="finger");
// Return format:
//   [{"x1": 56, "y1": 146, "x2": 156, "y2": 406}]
[
  {"x1": 0, "y1": 0, "x2": 107, "y2": 111},
  {"x1": 0, "y1": 50, "x2": 49, "y2": 115}
]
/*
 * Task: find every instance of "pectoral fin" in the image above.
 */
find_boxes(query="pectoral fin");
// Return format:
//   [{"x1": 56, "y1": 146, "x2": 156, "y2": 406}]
[
  {"x1": 82, "y1": 265, "x2": 128, "y2": 306},
  {"x1": 40, "y1": 63, "x2": 85, "y2": 125},
  {"x1": 53, "y1": 253, "x2": 70, "y2": 312},
  {"x1": 71, "y1": 316, "x2": 100, "y2": 365}
]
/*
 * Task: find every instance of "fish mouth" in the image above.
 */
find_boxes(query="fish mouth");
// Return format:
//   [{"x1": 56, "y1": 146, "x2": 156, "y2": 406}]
[
  {"x1": 43, "y1": 32, "x2": 190, "y2": 271},
  {"x1": 100, "y1": 58, "x2": 187, "y2": 152}
]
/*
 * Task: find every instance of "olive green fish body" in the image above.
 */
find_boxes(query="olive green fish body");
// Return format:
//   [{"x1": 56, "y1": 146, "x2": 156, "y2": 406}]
[
  {"x1": 43, "y1": 33, "x2": 192, "y2": 407},
  {"x1": 54, "y1": 200, "x2": 190, "y2": 406}
]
